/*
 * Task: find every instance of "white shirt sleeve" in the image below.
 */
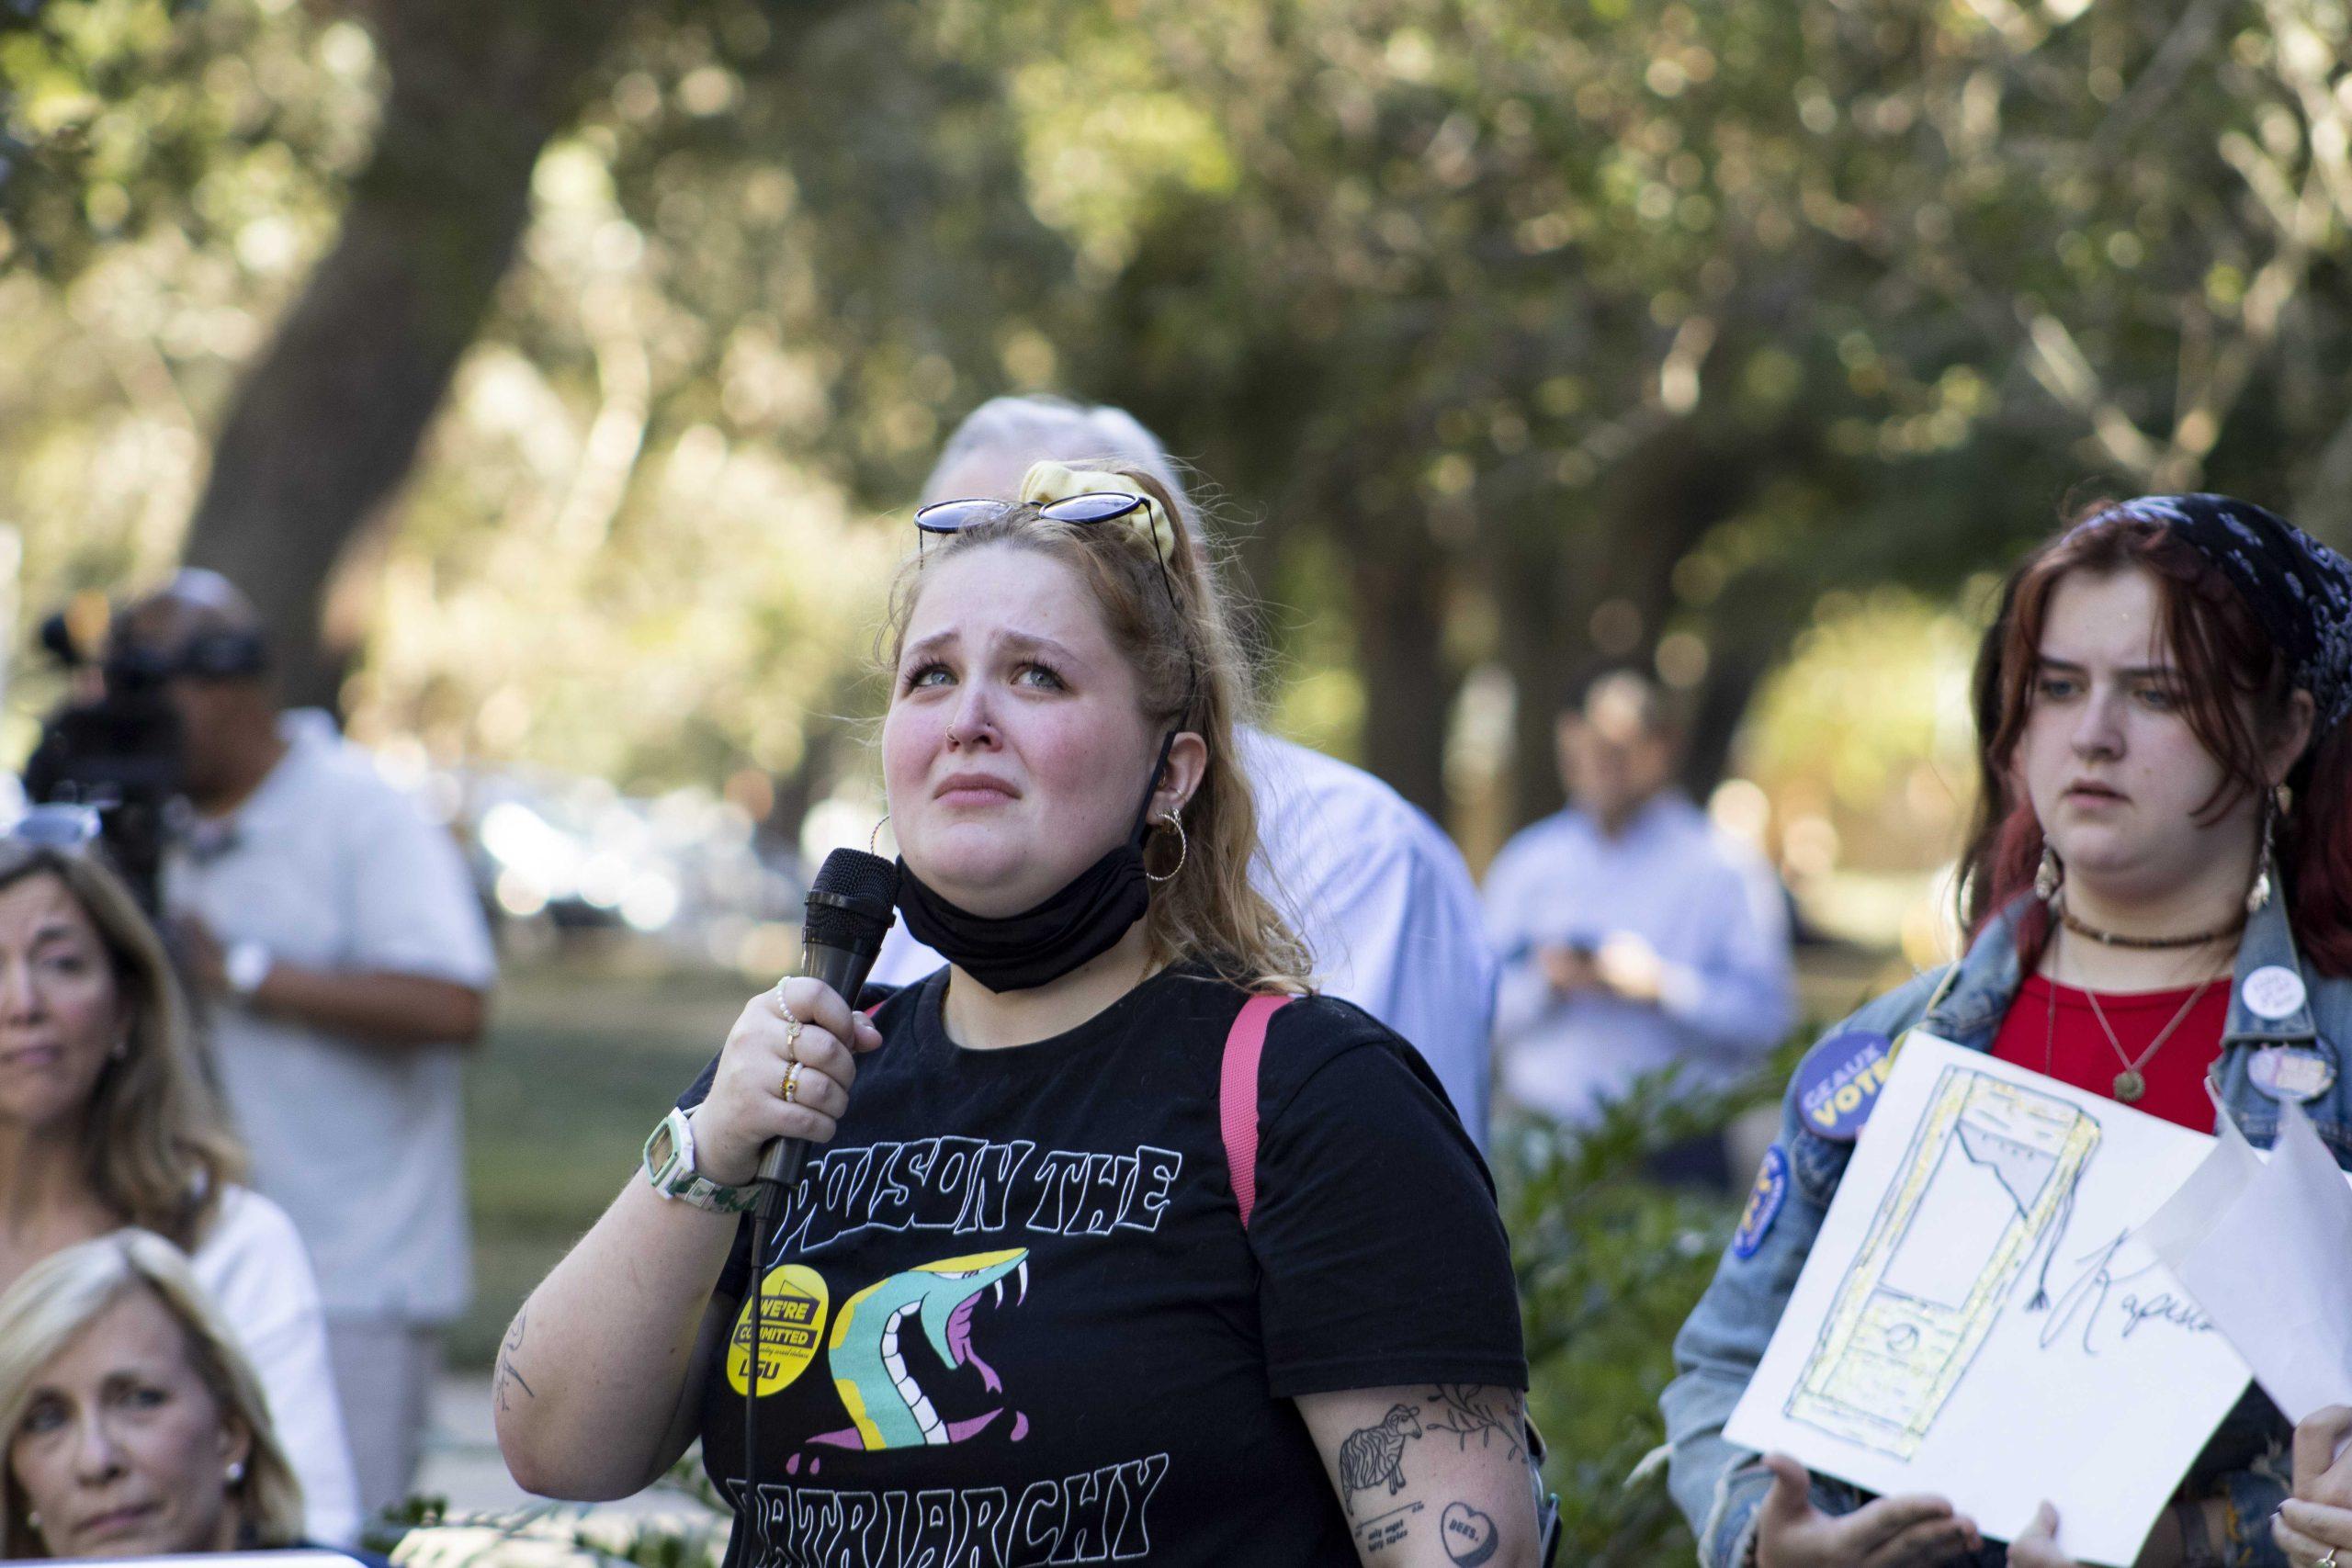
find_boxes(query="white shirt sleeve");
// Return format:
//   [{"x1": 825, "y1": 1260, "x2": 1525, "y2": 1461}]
[
  {"x1": 1479, "y1": 832, "x2": 1559, "y2": 1049},
  {"x1": 188, "y1": 1190, "x2": 364, "y2": 1546},
  {"x1": 1653, "y1": 853, "x2": 1797, "y2": 1061},
  {"x1": 345, "y1": 782, "x2": 496, "y2": 990},
  {"x1": 1280, "y1": 811, "x2": 1497, "y2": 1149}
]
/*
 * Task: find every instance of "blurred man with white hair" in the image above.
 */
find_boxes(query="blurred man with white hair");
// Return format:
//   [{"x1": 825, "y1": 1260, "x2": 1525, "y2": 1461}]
[{"x1": 870, "y1": 395, "x2": 1498, "y2": 1146}]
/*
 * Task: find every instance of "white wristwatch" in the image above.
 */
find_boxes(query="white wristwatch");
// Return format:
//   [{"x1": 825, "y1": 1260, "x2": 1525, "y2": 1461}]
[
  {"x1": 224, "y1": 940, "x2": 273, "y2": 998},
  {"x1": 641, "y1": 1107, "x2": 761, "y2": 1213}
]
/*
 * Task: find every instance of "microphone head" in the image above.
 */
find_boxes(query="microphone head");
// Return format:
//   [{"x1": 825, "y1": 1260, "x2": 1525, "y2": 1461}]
[{"x1": 803, "y1": 848, "x2": 899, "y2": 952}]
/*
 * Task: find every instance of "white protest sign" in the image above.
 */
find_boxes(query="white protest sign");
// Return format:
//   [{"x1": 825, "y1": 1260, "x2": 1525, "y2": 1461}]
[
  {"x1": 1724, "y1": 1033, "x2": 2249, "y2": 1566},
  {"x1": 2140, "y1": 1092, "x2": 2352, "y2": 1423}
]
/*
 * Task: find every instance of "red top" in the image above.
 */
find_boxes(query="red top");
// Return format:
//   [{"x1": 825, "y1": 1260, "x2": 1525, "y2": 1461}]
[{"x1": 1987, "y1": 976, "x2": 2231, "y2": 1131}]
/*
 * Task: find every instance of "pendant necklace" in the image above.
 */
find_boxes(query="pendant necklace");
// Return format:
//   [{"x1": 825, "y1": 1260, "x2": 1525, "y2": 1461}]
[{"x1": 2045, "y1": 924, "x2": 2224, "y2": 1104}]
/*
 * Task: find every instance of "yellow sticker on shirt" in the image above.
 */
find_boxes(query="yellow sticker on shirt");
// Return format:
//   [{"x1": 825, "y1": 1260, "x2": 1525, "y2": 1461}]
[{"x1": 728, "y1": 1265, "x2": 830, "y2": 1396}]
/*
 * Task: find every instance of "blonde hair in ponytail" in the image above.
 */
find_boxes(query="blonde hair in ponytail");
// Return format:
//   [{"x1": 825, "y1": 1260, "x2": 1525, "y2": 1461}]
[{"x1": 883, "y1": 464, "x2": 1312, "y2": 994}]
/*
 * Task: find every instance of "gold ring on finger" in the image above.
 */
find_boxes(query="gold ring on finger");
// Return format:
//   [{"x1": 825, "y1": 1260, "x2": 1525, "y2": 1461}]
[{"x1": 782, "y1": 1061, "x2": 805, "y2": 1105}]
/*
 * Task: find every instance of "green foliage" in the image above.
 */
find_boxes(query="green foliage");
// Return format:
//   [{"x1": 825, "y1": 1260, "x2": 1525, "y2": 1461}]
[
  {"x1": 1501, "y1": 1066, "x2": 1786, "y2": 1567},
  {"x1": 368, "y1": 1471, "x2": 731, "y2": 1567},
  {"x1": 12, "y1": 0, "x2": 2352, "y2": 823}
]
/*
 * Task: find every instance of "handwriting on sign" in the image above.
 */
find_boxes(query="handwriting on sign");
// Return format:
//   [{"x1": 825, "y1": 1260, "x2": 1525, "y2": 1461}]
[{"x1": 2035, "y1": 1229, "x2": 2213, "y2": 1356}]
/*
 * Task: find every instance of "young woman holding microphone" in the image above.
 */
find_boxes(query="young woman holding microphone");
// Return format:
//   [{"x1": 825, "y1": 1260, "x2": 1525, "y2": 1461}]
[{"x1": 495, "y1": 461, "x2": 1539, "y2": 1566}]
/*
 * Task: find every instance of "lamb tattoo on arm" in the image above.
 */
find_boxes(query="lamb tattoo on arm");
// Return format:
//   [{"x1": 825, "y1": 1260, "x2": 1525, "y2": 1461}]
[{"x1": 1340, "y1": 1388, "x2": 1526, "y2": 1563}]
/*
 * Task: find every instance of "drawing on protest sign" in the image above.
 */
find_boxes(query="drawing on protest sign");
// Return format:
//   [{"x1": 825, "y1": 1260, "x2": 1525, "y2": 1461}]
[
  {"x1": 1725, "y1": 1034, "x2": 2250, "y2": 1566},
  {"x1": 1790, "y1": 1067, "x2": 2098, "y2": 1457}
]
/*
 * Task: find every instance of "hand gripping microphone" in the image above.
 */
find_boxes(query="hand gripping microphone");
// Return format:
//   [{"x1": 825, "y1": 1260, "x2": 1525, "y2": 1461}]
[
  {"x1": 742, "y1": 849, "x2": 896, "y2": 1502},
  {"x1": 753, "y1": 848, "x2": 899, "y2": 1220}
]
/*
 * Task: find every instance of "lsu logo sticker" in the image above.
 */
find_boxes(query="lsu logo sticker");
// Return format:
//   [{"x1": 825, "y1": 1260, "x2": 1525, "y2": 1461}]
[
  {"x1": 1732, "y1": 1145, "x2": 1789, "y2": 1259},
  {"x1": 1794, "y1": 1030, "x2": 1898, "y2": 1143},
  {"x1": 728, "y1": 1264, "x2": 830, "y2": 1396}
]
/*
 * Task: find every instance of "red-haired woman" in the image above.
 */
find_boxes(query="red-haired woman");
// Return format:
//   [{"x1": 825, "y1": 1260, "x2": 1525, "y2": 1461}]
[{"x1": 1662, "y1": 493, "x2": 2352, "y2": 1568}]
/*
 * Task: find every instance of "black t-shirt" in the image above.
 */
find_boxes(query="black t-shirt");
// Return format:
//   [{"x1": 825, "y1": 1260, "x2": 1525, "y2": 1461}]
[{"x1": 674, "y1": 964, "x2": 1524, "y2": 1568}]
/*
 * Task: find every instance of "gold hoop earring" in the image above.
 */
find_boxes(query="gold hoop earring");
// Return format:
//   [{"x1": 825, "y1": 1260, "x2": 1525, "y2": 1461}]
[
  {"x1": 1146, "y1": 811, "x2": 1188, "y2": 885},
  {"x1": 869, "y1": 813, "x2": 890, "y2": 856}
]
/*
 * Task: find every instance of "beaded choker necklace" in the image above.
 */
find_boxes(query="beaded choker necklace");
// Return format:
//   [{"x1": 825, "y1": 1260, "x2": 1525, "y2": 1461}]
[{"x1": 2059, "y1": 908, "x2": 2245, "y2": 951}]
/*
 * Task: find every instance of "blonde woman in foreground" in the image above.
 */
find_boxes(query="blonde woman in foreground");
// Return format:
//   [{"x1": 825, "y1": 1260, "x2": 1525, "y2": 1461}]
[
  {"x1": 0, "y1": 1229, "x2": 381, "y2": 1562},
  {"x1": 496, "y1": 462, "x2": 1540, "y2": 1565}
]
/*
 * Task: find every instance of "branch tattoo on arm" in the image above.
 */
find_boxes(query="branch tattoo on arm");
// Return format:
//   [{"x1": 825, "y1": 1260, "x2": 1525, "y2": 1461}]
[
  {"x1": 494, "y1": 1303, "x2": 537, "y2": 1415},
  {"x1": 1421, "y1": 1385, "x2": 1523, "y2": 1461}
]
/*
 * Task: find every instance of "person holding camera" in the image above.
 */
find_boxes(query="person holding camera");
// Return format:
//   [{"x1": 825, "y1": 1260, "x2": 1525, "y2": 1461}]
[{"x1": 122, "y1": 571, "x2": 497, "y2": 1520}]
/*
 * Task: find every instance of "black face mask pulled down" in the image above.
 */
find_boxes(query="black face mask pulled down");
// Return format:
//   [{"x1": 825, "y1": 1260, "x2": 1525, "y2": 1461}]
[{"x1": 894, "y1": 731, "x2": 1174, "y2": 993}]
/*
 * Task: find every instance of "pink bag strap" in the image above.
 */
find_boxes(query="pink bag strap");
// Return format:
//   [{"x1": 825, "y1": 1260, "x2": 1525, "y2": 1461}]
[{"x1": 1219, "y1": 994, "x2": 1293, "y2": 1230}]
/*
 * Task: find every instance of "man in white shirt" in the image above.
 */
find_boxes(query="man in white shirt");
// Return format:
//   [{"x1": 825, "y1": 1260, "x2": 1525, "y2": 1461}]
[
  {"x1": 865, "y1": 397, "x2": 1498, "y2": 1144},
  {"x1": 129, "y1": 571, "x2": 497, "y2": 1519},
  {"x1": 1483, "y1": 671, "x2": 1794, "y2": 1182}
]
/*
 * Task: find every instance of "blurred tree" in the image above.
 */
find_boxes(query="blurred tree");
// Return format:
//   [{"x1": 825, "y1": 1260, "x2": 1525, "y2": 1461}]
[
  {"x1": 177, "y1": 0, "x2": 645, "y2": 705},
  {"x1": 964, "y1": 0, "x2": 2352, "y2": 827},
  {"x1": 7, "y1": 0, "x2": 2352, "y2": 842}
]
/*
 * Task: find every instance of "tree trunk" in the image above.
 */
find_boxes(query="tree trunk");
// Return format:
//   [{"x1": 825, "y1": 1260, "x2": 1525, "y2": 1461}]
[
  {"x1": 1678, "y1": 640, "x2": 1771, "y2": 798},
  {"x1": 1349, "y1": 517, "x2": 1455, "y2": 818},
  {"x1": 1494, "y1": 530, "x2": 1581, "y2": 832},
  {"x1": 180, "y1": 0, "x2": 628, "y2": 708}
]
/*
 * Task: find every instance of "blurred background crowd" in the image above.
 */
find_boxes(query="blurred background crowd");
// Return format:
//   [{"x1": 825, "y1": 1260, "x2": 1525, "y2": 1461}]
[{"x1": 4, "y1": 0, "x2": 2352, "y2": 1561}]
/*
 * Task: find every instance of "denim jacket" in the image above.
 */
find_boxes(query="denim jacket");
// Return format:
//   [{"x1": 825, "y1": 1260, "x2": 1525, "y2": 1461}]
[{"x1": 1661, "y1": 891, "x2": 2352, "y2": 1568}]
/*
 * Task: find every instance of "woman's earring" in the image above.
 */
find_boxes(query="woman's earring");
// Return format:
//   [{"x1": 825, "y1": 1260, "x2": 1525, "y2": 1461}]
[
  {"x1": 1146, "y1": 811, "x2": 1188, "y2": 885},
  {"x1": 25, "y1": 1509, "x2": 40, "y2": 1533},
  {"x1": 868, "y1": 813, "x2": 890, "y2": 856},
  {"x1": 2034, "y1": 845, "x2": 2063, "y2": 904},
  {"x1": 2248, "y1": 790, "x2": 2280, "y2": 913},
  {"x1": 225, "y1": 1460, "x2": 245, "y2": 1485}
]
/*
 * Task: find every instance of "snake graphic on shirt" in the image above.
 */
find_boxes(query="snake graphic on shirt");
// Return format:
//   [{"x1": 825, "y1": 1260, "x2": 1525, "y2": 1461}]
[{"x1": 808, "y1": 1248, "x2": 1032, "y2": 1451}]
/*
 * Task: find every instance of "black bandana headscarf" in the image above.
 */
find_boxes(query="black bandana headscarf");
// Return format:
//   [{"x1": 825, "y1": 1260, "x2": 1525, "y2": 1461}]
[{"x1": 2076, "y1": 492, "x2": 2352, "y2": 734}]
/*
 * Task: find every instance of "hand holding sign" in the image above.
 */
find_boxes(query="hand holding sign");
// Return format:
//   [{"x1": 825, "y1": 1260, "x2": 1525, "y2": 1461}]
[{"x1": 1753, "y1": 1453, "x2": 1981, "y2": 1568}]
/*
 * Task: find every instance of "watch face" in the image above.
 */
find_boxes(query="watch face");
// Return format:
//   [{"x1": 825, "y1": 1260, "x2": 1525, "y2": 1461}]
[{"x1": 648, "y1": 1124, "x2": 678, "y2": 1176}]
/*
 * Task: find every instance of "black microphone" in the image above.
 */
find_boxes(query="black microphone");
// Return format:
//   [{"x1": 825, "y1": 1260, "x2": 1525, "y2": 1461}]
[{"x1": 752, "y1": 848, "x2": 899, "y2": 1218}]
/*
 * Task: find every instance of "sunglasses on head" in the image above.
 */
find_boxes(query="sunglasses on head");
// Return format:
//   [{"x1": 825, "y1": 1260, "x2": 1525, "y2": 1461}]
[
  {"x1": 914, "y1": 491, "x2": 1155, "y2": 536},
  {"x1": 8, "y1": 804, "x2": 104, "y2": 850},
  {"x1": 911, "y1": 491, "x2": 1199, "y2": 722}
]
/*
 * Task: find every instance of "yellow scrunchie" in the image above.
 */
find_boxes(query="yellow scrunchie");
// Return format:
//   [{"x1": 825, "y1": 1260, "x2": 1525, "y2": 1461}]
[{"x1": 1018, "y1": 459, "x2": 1179, "y2": 559}]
